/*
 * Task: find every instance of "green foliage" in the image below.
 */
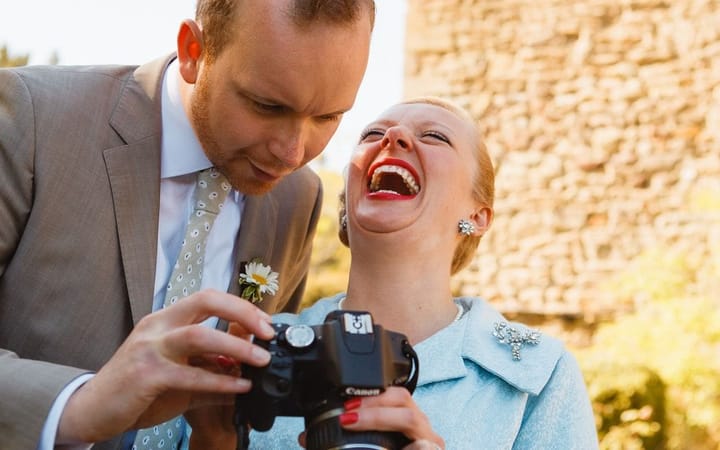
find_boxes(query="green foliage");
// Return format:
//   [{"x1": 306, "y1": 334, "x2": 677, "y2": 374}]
[
  {"x1": 579, "y1": 246, "x2": 720, "y2": 449},
  {"x1": 0, "y1": 45, "x2": 29, "y2": 67},
  {"x1": 607, "y1": 247, "x2": 694, "y2": 305},
  {"x1": 583, "y1": 363, "x2": 666, "y2": 449}
]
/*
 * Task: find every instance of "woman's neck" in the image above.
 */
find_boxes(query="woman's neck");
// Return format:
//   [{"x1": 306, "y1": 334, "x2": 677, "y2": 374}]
[{"x1": 341, "y1": 243, "x2": 458, "y2": 344}]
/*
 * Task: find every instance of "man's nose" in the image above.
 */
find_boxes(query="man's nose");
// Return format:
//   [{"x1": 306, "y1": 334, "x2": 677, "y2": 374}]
[{"x1": 271, "y1": 122, "x2": 307, "y2": 169}]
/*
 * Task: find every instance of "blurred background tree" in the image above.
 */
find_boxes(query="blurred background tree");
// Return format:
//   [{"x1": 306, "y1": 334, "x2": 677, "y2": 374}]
[
  {"x1": 0, "y1": 45, "x2": 28, "y2": 67},
  {"x1": 579, "y1": 245, "x2": 720, "y2": 449},
  {"x1": 564, "y1": 183, "x2": 720, "y2": 450}
]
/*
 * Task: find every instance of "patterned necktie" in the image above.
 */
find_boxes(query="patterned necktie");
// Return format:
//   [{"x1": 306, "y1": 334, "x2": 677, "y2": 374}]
[{"x1": 132, "y1": 167, "x2": 230, "y2": 450}]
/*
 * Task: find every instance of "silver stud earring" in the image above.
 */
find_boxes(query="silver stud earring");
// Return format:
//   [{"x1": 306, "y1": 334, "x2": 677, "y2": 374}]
[
  {"x1": 458, "y1": 219, "x2": 475, "y2": 236},
  {"x1": 341, "y1": 214, "x2": 348, "y2": 230}
]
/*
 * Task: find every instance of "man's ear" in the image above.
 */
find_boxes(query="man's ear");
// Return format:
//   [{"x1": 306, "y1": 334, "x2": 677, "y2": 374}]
[
  {"x1": 177, "y1": 19, "x2": 204, "y2": 84},
  {"x1": 470, "y1": 207, "x2": 493, "y2": 237}
]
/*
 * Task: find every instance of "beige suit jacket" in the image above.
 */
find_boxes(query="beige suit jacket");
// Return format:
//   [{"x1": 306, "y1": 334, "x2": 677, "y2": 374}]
[{"x1": 0, "y1": 56, "x2": 322, "y2": 449}]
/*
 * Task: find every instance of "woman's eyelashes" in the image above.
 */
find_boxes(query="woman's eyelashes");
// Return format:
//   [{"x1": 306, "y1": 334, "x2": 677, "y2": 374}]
[
  {"x1": 359, "y1": 127, "x2": 451, "y2": 145},
  {"x1": 422, "y1": 130, "x2": 451, "y2": 144},
  {"x1": 359, "y1": 127, "x2": 385, "y2": 142}
]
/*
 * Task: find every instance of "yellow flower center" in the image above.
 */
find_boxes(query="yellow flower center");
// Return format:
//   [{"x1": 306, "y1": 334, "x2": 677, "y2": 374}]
[{"x1": 251, "y1": 274, "x2": 267, "y2": 285}]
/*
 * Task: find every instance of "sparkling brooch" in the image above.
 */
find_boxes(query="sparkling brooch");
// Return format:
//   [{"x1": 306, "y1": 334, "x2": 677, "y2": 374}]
[{"x1": 492, "y1": 322, "x2": 541, "y2": 361}]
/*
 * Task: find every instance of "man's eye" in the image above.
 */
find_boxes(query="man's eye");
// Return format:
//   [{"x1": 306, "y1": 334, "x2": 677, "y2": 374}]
[
  {"x1": 316, "y1": 113, "x2": 342, "y2": 123},
  {"x1": 359, "y1": 128, "x2": 385, "y2": 142},
  {"x1": 253, "y1": 101, "x2": 285, "y2": 114},
  {"x1": 423, "y1": 131, "x2": 450, "y2": 144}
]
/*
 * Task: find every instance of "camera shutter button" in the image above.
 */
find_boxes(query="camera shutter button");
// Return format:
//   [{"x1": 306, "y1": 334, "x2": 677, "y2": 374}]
[{"x1": 283, "y1": 324, "x2": 315, "y2": 349}]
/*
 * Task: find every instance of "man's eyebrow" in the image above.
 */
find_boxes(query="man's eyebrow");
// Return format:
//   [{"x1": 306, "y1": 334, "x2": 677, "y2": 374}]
[
  {"x1": 243, "y1": 91, "x2": 284, "y2": 106},
  {"x1": 319, "y1": 106, "x2": 352, "y2": 116},
  {"x1": 240, "y1": 86, "x2": 352, "y2": 116}
]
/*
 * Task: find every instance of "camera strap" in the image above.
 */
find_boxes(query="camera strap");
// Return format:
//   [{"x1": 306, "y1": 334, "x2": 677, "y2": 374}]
[{"x1": 402, "y1": 340, "x2": 420, "y2": 394}]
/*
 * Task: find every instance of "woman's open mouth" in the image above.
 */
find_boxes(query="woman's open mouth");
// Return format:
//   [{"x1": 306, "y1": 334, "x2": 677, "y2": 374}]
[{"x1": 367, "y1": 159, "x2": 420, "y2": 197}]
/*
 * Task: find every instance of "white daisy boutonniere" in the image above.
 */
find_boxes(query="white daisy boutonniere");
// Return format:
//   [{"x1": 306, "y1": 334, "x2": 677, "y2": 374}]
[{"x1": 238, "y1": 259, "x2": 279, "y2": 304}]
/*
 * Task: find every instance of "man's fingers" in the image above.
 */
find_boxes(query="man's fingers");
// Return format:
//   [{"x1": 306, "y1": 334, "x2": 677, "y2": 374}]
[
  {"x1": 164, "y1": 324, "x2": 271, "y2": 367},
  {"x1": 159, "y1": 289, "x2": 275, "y2": 339},
  {"x1": 187, "y1": 392, "x2": 236, "y2": 409},
  {"x1": 159, "y1": 361, "x2": 252, "y2": 394},
  {"x1": 188, "y1": 354, "x2": 242, "y2": 377},
  {"x1": 67, "y1": 289, "x2": 273, "y2": 441}
]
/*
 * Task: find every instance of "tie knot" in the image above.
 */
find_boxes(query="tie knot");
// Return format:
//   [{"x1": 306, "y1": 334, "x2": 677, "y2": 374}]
[{"x1": 195, "y1": 168, "x2": 230, "y2": 215}]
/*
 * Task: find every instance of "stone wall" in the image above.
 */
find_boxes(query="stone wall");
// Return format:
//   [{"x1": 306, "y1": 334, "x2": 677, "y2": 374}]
[{"x1": 404, "y1": 0, "x2": 720, "y2": 339}]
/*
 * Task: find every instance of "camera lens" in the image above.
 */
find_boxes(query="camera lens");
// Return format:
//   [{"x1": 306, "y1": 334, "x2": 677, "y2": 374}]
[{"x1": 305, "y1": 402, "x2": 409, "y2": 450}]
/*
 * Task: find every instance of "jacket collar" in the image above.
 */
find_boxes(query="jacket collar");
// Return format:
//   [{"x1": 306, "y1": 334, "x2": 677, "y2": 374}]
[
  {"x1": 415, "y1": 297, "x2": 564, "y2": 396},
  {"x1": 104, "y1": 55, "x2": 171, "y2": 323}
]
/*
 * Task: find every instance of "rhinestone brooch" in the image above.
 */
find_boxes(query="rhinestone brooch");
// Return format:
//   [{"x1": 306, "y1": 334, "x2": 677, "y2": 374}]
[{"x1": 492, "y1": 322, "x2": 541, "y2": 361}]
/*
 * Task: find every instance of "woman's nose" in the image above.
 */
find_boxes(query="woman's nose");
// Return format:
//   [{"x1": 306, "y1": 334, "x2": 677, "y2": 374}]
[{"x1": 381, "y1": 127, "x2": 412, "y2": 151}]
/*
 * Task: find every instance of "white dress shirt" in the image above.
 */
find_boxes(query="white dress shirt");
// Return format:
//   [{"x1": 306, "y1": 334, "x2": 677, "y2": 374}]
[
  {"x1": 153, "y1": 59, "x2": 245, "y2": 322},
  {"x1": 39, "y1": 59, "x2": 244, "y2": 449}
]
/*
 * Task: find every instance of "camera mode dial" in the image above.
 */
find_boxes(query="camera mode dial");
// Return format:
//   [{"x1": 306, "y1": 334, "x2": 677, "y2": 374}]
[{"x1": 282, "y1": 324, "x2": 315, "y2": 349}]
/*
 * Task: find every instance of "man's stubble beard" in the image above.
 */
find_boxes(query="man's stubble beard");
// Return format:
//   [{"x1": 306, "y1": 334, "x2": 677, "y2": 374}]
[{"x1": 190, "y1": 73, "x2": 274, "y2": 196}]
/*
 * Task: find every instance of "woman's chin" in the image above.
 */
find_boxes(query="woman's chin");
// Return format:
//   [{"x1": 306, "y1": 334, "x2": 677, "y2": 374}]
[{"x1": 353, "y1": 216, "x2": 419, "y2": 237}]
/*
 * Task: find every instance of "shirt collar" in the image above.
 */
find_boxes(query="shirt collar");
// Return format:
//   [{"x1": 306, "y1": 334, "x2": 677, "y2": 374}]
[
  {"x1": 415, "y1": 298, "x2": 564, "y2": 395},
  {"x1": 160, "y1": 59, "x2": 212, "y2": 178}
]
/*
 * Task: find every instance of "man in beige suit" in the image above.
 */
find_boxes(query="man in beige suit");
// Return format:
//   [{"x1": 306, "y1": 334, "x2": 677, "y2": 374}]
[{"x1": 0, "y1": 1, "x2": 375, "y2": 448}]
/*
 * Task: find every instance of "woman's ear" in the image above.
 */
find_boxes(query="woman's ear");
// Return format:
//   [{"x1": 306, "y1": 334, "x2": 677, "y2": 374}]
[
  {"x1": 177, "y1": 19, "x2": 204, "y2": 84},
  {"x1": 469, "y1": 207, "x2": 493, "y2": 237}
]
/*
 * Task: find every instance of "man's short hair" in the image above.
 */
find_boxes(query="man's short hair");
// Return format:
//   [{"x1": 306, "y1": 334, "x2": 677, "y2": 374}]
[{"x1": 196, "y1": 0, "x2": 376, "y2": 61}]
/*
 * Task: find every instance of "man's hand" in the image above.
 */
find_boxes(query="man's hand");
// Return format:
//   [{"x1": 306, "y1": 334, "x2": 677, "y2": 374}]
[{"x1": 56, "y1": 289, "x2": 275, "y2": 444}]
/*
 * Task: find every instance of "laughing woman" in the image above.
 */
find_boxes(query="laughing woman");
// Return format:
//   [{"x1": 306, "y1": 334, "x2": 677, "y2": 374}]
[
  {"x1": 191, "y1": 97, "x2": 598, "y2": 449},
  {"x1": 244, "y1": 97, "x2": 599, "y2": 449}
]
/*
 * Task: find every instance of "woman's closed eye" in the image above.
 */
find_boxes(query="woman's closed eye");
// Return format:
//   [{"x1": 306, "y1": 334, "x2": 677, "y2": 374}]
[
  {"x1": 422, "y1": 130, "x2": 451, "y2": 145},
  {"x1": 359, "y1": 128, "x2": 386, "y2": 143},
  {"x1": 359, "y1": 128, "x2": 452, "y2": 146}
]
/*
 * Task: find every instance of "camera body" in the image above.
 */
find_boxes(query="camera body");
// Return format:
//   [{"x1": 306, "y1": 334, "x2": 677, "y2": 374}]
[{"x1": 235, "y1": 309, "x2": 418, "y2": 450}]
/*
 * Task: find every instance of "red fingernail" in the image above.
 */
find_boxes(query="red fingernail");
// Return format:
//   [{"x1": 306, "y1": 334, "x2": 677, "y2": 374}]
[
  {"x1": 339, "y1": 412, "x2": 358, "y2": 426},
  {"x1": 344, "y1": 397, "x2": 362, "y2": 411},
  {"x1": 216, "y1": 355, "x2": 238, "y2": 369}
]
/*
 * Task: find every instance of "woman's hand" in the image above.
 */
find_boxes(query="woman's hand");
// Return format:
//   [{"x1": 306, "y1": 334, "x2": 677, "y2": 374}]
[{"x1": 336, "y1": 387, "x2": 444, "y2": 450}]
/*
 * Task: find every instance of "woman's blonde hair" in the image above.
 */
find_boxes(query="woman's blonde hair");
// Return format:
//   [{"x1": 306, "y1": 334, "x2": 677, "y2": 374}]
[{"x1": 338, "y1": 96, "x2": 495, "y2": 274}]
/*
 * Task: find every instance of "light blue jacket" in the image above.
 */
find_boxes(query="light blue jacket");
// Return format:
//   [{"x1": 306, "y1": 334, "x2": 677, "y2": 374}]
[{"x1": 244, "y1": 294, "x2": 598, "y2": 449}]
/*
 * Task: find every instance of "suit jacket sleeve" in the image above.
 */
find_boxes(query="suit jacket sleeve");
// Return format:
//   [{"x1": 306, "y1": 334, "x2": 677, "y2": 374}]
[
  {"x1": 0, "y1": 68, "x2": 94, "y2": 450},
  {"x1": 0, "y1": 58, "x2": 156, "y2": 450}
]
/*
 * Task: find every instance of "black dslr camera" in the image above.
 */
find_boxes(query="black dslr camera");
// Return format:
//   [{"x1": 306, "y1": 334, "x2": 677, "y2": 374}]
[{"x1": 234, "y1": 309, "x2": 419, "y2": 450}]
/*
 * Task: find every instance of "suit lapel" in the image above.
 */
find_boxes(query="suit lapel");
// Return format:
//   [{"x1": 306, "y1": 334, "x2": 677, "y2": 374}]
[
  {"x1": 104, "y1": 56, "x2": 171, "y2": 324},
  {"x1": 104, "y1": 142, "x2": 160, "y2": 324}
]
